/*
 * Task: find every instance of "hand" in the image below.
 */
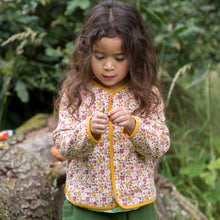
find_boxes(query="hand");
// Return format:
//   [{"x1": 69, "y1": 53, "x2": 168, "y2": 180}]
[
  {"x1": 90, "y1": 113, "x2": 109, "y2": 139},
  {"x1": 108, "y1": 107, "x2": 136, "y2": 135}
]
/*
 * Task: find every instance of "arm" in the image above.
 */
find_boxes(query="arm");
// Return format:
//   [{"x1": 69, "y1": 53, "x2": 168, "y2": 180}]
[
  {"x1": 52, "y1": 94, "x2": 100, "y2": 160},
  {"x1": 123, "y1": 100, "x2": 170, "y2": 159}
]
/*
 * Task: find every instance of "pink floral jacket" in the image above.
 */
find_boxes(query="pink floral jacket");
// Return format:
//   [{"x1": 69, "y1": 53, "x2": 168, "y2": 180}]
[{"x1": 52, "y1": 80, "x2": 170, "y2": 210}]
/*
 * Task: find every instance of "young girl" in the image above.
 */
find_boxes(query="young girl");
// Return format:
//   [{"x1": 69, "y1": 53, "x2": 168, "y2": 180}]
[{"x1": 52, "y1": 1, "x2": 170, "y2": 219}]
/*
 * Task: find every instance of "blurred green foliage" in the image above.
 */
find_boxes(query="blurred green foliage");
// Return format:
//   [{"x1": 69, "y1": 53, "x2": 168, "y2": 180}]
[{"x1": 0, "y1": 0, "x2": 220, "y2": 219}]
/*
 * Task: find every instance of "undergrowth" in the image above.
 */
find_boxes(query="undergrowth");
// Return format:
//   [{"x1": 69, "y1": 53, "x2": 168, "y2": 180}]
[{"x1": 160, "y1": 65, "x2": 220, "y2": 219}]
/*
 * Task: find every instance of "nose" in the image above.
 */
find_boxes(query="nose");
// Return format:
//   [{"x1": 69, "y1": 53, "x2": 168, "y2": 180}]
[{"x1": 104, "y1": 59, "x2": 114, "y2": 71}]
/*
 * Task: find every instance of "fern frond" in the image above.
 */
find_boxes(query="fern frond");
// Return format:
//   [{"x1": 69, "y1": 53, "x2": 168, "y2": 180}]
[
  {"x1": 1, "y1": 28, "x2": 46, "y2": 54},
  {"x1": 1, "y1": 28, "x2": 46, "y2": 47}
]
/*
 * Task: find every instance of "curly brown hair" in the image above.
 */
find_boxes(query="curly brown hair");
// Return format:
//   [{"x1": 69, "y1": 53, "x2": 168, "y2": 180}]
[{"x1": 54, "y1": 0, "x2": 161, "y2": 119}]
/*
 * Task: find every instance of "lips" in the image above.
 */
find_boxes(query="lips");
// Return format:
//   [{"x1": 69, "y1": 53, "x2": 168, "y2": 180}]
[{"x1": 103, "y1": 75, "x2": 115, "y2": 80}]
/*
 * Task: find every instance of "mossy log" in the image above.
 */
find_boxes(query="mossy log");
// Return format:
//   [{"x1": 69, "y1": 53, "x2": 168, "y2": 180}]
[{"x1": 0, "y1": 114, "x2": 65, "y2": 220}]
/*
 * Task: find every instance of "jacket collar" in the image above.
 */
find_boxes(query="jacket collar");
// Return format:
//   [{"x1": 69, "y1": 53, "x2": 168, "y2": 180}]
[{"x1": 91, "y1": 80, "x2": 130, "y2": 94}]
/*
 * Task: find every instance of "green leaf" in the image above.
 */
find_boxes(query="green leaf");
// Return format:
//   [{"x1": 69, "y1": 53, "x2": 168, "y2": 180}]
[
  {"x1": 14, "y1": 81, "x2": 29, "y2": 103},
  {"x1": 45, "y1": 46, "x2": 64, "y2": 58},
  {"x1": 201, "y1": 172, "x2": 217, "y2": 186},
  {"x1": 178, "y1": 26, "x2": 204, "y2": 39},
  {"x1": 154, "y1": 34, "x2": 166, "y2": 44},
  {"x1": 180, "y1": 161, "x2": 206, "y2": 178},
  {"x1": 209, "y1": 158, "x2": 220, "y2": 170},
  {"x1": 140, "y1": 6, "x2": 166, "y2": 24},
  {"x1": 65, "y1": 0, "x2": 90, "y2": 15},
  {"x1": 204, "y1": 182, "x2": 220, "y2": 204},
  {"x1": 16, "y1": 16, "x2": 39, "y2": 24},
  {"x1": 173, "y1": 25, "x2": 187, "y2": 35}
]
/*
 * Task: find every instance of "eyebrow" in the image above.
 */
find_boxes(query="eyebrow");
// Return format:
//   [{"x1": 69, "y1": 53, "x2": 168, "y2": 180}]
[{"x1": 93, "y1": 50, "x2": 124, "y2": 56}]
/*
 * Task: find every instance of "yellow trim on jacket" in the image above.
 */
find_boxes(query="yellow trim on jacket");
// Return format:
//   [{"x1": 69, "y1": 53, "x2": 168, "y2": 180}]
[
  {"x1": 87, "y1": 116, "x2": 102, "y2": 144},
  {"x1": 88, "y1": 81, "x2": 156, "y2": 209}
]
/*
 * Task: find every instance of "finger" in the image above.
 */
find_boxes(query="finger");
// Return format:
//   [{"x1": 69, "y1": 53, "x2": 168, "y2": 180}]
[
  {"x1": 97, "y1": 113, "x2": 109, "y2": 120},
  {"x1": 110, "y1": 116, "x2": 126, "y2": 126},
  {"x1": 109, "y1": 112, "x2": 129, "y2": 124},
  {"x1": 91, "y1": 123, "x2": 108, "y2": 135},
  {"x1": 108, "y1": 107, "x2": 123, "y2": 117},
  {"x1": 117, "y1": 120, "x2": 130, "y2": 127},
  {"x1": 92, "y1": 114, "x2": 108, "y2": 123},
  {"x1": 93, "y1": 119, "x2": 109, "y2": 127},
  {"x1": 91, "y1": 116, "x2": 109, "y2": 125},
  {"x1": 108, "y1": 110, "x2": 124, "y2": 121},
  {"x1": 93, "y1": 122, "x2": 109, "y2": 129}
]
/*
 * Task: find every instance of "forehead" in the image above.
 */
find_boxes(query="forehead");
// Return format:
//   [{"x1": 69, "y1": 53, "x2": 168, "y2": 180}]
[{"x1": 93, "y1": 37, "x2": 124, "y2": 53}]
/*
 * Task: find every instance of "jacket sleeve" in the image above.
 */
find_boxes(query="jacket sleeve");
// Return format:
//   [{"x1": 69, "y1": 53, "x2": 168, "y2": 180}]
[
  {"x1": 123, "y1": 94, "x2": 170, "y2": 159},
  {"x1": 52, "y1": 94, "x2": 100, "y2": 160}
]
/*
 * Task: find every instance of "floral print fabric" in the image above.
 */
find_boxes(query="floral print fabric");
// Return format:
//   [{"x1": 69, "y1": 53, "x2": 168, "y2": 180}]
[{"x1": 52, "y1": 80, "x2": 170, "y2": 210}]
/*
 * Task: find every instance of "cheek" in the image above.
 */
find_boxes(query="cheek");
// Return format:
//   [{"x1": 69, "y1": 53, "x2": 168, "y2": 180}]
[
  {"x1": 121, "y1": 63, "x2": 129, "y2": 74},
  {"x1": 91, "y1": 58, "x2": 96, "y2": 72},
  {"x1": 91, "y1": 60, "x2": 101, "y2": 75}
]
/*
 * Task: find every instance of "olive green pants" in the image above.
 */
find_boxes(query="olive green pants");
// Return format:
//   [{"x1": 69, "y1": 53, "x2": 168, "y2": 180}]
[{"x1": 62, "y1": 199, "x2": 156, "y2": 220}]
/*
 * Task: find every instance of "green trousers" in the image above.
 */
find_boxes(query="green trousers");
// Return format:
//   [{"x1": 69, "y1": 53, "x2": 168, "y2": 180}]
[{"x1": 62, "y1": 199, "x2": 156, "y2": 220}]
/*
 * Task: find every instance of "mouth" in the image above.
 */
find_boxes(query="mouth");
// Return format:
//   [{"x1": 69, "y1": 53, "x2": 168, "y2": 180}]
[{"x1": 103, "y1": 75, "x2": 115, "y2": 80}]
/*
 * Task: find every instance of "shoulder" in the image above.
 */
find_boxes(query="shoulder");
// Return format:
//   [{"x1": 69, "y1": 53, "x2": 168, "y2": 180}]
[
  {"x1": 152, "y1": 85, "x2": 161, "y2": 95},
  {"x1": 60, "y1": 92, "x2": 68, "y2": 105},
  {"x1": 150, "y1": 85, "x2": 164, "y2": 111},
  {"x1": 151, "y1": 85, "x2": 163, "y2": 102}
]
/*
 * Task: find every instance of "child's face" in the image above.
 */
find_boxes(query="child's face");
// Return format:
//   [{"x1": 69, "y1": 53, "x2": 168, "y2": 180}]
[{"x1": 91, "y1": 37, "x2": 129, "y2": 91}]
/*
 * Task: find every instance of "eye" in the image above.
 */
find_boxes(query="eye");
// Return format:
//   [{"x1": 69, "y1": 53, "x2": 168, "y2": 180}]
[
  {"x1": 116, "y1": 57, "x2": 125, "y2": 62},
  {"x1": 95, "y1": 55, "x2": 104, "y2": 60}
]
